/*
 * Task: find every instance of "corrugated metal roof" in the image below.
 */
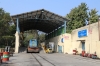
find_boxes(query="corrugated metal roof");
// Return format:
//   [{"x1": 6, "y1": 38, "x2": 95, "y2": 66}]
[{"x1": 11, "y1": 9, "x2": 68, "y2": 33}]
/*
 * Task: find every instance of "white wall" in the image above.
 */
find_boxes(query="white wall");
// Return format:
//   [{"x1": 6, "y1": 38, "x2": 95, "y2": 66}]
[{"x1": 46, "y1": 33, "x2": 71, "y2": 54}]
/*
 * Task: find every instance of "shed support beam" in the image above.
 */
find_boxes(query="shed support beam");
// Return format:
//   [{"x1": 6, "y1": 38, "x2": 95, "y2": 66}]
[
  {"x1": 64, "y1": 21, "x2": 66, "y2": 33},
  {"x1": 15, "y1": 18, "x2": 20, "y2": 53}
]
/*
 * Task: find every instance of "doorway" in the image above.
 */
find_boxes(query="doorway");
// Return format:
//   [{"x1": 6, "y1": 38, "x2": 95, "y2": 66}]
[
  {"x1": 58, "y1": 45, "x2": 62, "y2": 53},
  {"x1": 81, "y1": 41, "x2": 85, "y2": 51}
]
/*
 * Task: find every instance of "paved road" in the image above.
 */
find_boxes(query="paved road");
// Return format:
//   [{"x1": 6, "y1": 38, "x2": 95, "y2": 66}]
[{"x1": 1, "y1": 51, "x2": 100, "y2": 66}]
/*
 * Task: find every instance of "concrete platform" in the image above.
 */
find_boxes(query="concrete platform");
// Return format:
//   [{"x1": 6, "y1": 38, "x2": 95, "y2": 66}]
[{"x1": 1, "y1": 51, "x2": 100, "y2": 66}]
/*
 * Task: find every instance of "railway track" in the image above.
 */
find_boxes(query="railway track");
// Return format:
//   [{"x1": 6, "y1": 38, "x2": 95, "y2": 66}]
[{"x1": 31, "y1": 53, "x2": 56, "y2": 66}]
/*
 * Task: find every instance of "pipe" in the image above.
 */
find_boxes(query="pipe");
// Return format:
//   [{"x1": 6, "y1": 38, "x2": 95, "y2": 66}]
[{"x1": 98, "y1": 19, "x2": 100, "y2": 41}]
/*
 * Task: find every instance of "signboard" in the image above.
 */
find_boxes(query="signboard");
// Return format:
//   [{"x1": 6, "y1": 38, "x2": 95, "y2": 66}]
[
  {"x1": 78, "y1": 29, "x2": 88, "y2": 38},
  {"x1": 64, "y1": 36, "x2": 69, "y2": 40}
]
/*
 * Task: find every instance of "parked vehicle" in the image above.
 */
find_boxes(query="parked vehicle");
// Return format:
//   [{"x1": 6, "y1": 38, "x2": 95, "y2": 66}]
[
  {"x1": 41, "y1": 42, "x2": 54, "y2": 53},
  {"x1": 26, "y1": 39, "x2": 39, "y2": 53}
]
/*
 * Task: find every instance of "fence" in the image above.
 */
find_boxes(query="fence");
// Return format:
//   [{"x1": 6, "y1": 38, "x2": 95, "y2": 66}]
[{"x1": 45, "y1": 27, "x2": 65, "y2": 40}]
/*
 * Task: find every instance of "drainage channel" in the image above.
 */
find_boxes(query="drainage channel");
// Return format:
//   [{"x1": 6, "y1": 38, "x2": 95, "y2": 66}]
[{"x1": 31, "y1": 53, "x2": 56, "y2": 66}]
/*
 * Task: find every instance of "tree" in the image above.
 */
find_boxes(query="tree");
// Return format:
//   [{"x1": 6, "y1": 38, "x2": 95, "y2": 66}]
[
  {"x1": 89, "y1": 9, "x2": 99, "y2": 24},
  {"x1": 22, "y1": 30, "x2": 39, "y2": 47},
  {"x1": 2, "y1": 36, "x2": 15, "y2": 46},
  {"x1": 0, "y1": 8, "x2": 10, "y2": 46},
  {"x1": 7, "y1": 25, "x2": 16, "y2": 35},
  {"x1": 0, "y1": 8, "x2": 11, "y2": 36},
  {"x1": 39, "y1": 33, "x2": 45, "y2": 42},
  {"x1": 0, "y1": 8, "x2": 16, "y2": 48},
  {"x1": 66, "y1": 3, "x2": 88, "y2": 33}
]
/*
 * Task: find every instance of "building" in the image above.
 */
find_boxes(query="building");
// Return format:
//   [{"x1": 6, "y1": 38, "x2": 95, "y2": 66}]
[{"x1": 46, "y1": 21, "x2": 100, "y2": 58}]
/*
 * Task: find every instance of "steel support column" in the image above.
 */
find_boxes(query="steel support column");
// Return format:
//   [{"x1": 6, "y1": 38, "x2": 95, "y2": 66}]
[
  {"x1": 98, "y1": 18, "x2": 100, "y2": 41},
  {"x1": 15, "y1": 18, "x2": 20, "y2": 53},
  {"x1": 64, "y1": 21, "x2": 66, "y2": 33}
]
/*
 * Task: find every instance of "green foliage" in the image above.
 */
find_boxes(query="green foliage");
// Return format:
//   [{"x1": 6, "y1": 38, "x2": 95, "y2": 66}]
[
  {"x1": 89, "y1": 9, "x2": 99, "y2": 24},
  {"x1": 22, "y1": 30, "x2": 45, "y2": 47},
  {"x1": 66, "y1": 3, "x2": 99, "y2": 33},
  {"x1": 0, "y1": 8, "x2": 15, "y2": 48},
  {"x1": 0, "y1": 8, "x2": 11, "y2": 35},
  {"x1": 2, "y1": 36, "x2": 14, "y2": 45},
  {"x1": 22, "y1": 30, "x2": 39, "y2": 46},
  {"x1": 2, "y1": 36, "x2": 14, "y2": 39},
  {"x1": 39, "y1": 33, "x2": 45, "y2": 42},
  {"x1": 24, "y1": 34, "x2": 34, "y2": 42},
  {"x1": 8, "y1": 25, "x2": 16, "y2": 35},
  {"x1": 23, "y1": 34, "x2": 34, "y2": 46},
  {"x1": 1, "y1": 35, "x2": 15, "y2": 48}
]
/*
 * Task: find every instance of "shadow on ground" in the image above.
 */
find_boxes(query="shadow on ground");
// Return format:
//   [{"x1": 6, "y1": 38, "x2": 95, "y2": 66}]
[{"x1": 19, "y1": 47, "x2": 27, "y2": 53}]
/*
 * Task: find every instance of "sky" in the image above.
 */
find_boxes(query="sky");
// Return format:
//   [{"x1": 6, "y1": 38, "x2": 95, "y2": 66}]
[{"x1": 0, "y1": 0, "x2": 100, "y2": 17}]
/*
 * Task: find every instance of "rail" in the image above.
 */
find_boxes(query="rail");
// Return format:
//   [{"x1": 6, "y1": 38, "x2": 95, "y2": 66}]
[{"x1": 31, "y1": 53, "x2": 56, "y2": 66}]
